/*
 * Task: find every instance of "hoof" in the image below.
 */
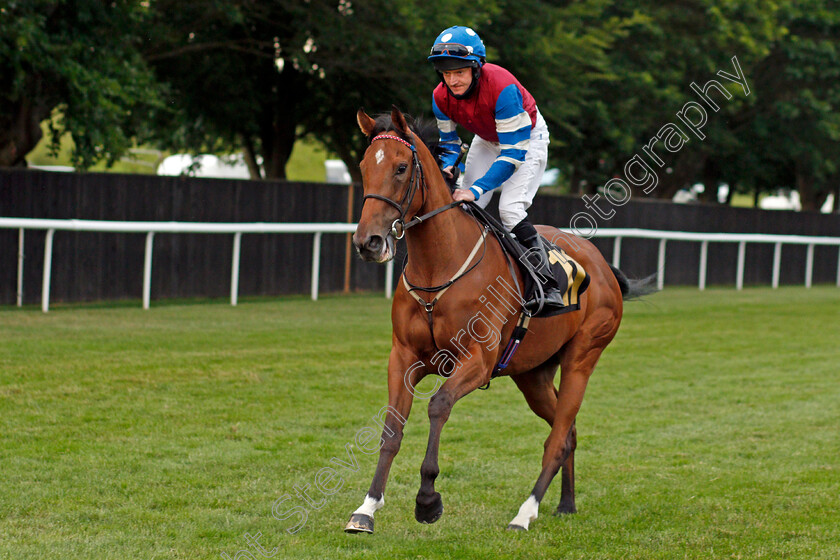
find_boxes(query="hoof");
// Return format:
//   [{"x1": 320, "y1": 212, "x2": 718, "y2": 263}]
[
  {"x1": 554, "y1": 504, "x2": 577, "y2": 516},
  {"x1": 507, "y1": 523, "x2": 527, "y2": 531},
  {"x1": 415, "y1": 492, "x2": 444, "y2": 524},
  {"x1": 344, "y1": 513, "x2": 374, "y2": 534}
]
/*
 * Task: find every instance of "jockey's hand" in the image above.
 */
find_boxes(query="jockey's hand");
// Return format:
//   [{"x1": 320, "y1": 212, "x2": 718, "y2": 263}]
[
  {"x1": 442, "y1": 166, "x2": 454, "y2": 180},
  {"x1": 453, "y1": 188, "x2": 476, "y2": 202}
]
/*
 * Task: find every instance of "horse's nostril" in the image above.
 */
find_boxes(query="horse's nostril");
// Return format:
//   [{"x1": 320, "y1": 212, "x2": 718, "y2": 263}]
[{"x1": 367, "y1": 235, "x2": 384, "y2": 252}]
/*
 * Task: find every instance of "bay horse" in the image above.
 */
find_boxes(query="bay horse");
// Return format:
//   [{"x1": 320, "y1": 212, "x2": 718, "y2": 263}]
[{"x1": 346, "y1": 106, "x2": 636, "y2": 533}]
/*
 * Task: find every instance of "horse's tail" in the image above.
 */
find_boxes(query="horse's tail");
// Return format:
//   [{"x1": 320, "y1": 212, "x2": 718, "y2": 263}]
[{"x1": 610, "y1": 266, "x2": 658, "y2": 301}]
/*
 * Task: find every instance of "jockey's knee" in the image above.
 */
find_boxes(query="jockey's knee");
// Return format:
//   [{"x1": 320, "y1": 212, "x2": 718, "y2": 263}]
[{"x1": 499, "y1": 206, "x2": 527, "y2": 231}]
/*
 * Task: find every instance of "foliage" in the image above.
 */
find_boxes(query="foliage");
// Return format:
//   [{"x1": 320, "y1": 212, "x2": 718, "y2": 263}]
[
  {"x1": 140, "y1": 0, "x2": 506, "y2": 180},
  {"x1": 2, "y1": 0, "x2": 839, "y2": 208},
  {"x1": 0, "y1": 0, "x2": 161, "y2": 168},
  {"x1": 549, "y1": 0, "x2": 784, "y2": 199},
  {"x1": 141, "y1": 0, "x2": 302, "y2": 178},
  {"x1": 722, "y1": 0, "x2": 840, "y2": 210}
]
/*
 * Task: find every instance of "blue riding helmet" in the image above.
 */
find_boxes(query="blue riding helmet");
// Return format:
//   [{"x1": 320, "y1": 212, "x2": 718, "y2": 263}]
[{"x1": 428, "y1": 26, "x2": 486, "y2": 72}]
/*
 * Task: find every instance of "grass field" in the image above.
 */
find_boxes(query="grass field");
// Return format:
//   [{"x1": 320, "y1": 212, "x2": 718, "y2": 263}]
[{"x1": 1, "y1": 287, "x2": 839, "y2": 559}]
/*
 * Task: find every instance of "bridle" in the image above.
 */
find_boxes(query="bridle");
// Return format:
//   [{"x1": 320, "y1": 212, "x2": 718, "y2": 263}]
[
  {"x1": 362, "y1": 134, "x2": 425, "y2": 240},
  {"x1": 362, "y1": 130, "x2": 491, "y2": 347},
  {"x1": 362, "y1": 133, "x2": 460, "y2": 239}
]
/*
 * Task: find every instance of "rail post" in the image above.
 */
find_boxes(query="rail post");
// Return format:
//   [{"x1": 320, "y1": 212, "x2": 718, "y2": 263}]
[
  {"x1": 41, "y1": 229, "x2": 55, "y2": 313},
  {"x1": 657, "y1": 239, "x2": 666, "y2": 291},
  {"x1": 231, "y1": 232, "x2": 242, "y2": 306},
  {"x1": 311, "y1": 232, "x2": 322, "y2": 301},
  {"x1": 805, "y1": 244, "x2": 814, "y2": 288},
  {"x1": 385, "y1": 260, "x2": 394, "y2": 299},
  {"x1": 837, "y1": 246, "x2": 840, "y2": 288},
  {"x1": 698, "y1": 240, "x2": 709, "y2": 290},
  {"x1": 143, "y1": 232, "x2": 155, "y2": 309},
  {"x1": 612, "y1": 236, "x2": 622, "y2": 268},
  {"x1": 17, "y1": 228, "x2": 25, "y2": 307}
]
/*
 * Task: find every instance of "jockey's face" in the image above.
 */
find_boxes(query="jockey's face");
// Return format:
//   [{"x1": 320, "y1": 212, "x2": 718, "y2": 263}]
[{"x1": 442, "y1": 67, "x2": 473, "y2": 96}]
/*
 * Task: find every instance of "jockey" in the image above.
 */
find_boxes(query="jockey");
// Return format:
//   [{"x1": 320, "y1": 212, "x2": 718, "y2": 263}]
[{"x1": 428, "y1": 25, "x2": 565, "y2": 314}]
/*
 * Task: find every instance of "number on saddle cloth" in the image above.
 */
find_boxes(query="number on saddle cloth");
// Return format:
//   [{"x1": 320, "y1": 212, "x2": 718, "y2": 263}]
[{"x1": 539, "y1": 237, "x2": 590, "y2": 316}]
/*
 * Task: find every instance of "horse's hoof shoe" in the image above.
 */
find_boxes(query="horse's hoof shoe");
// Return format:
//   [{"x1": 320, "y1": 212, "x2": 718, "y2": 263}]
[
  {"x1": 419, "y1": 505, "x2": 443, "y2": 524},
  {"x1": 507, "y1": 523, "x2": 527, "y2": 531},
  {"x1": 415, "y1": 493, "x2": 444, "y2": 524},
  {"x1": 344, "y1": 513, "x2": 374, "y2": 534}
]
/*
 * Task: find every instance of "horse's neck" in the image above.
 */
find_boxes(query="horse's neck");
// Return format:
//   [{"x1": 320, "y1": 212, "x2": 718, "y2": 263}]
[{"x1": 403, "y1": 177, "x2": 481, "y2": 287}]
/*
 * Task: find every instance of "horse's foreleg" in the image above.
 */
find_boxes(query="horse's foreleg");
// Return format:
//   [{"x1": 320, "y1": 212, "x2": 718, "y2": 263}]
[
  {"x1": 508, "y1": 341, "x2": 604, "y2": 531},
  {"x1": 415, "y1": 360, "x2": 490, "y2": 524},
  {"x1": 345, "y1": 347, "x2": 424, "y2": 534}
]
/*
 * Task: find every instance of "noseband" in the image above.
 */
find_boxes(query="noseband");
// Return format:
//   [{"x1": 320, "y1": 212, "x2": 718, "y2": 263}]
[{"x1": 363, "y1": 134, "x2": 425, "y2": 240}]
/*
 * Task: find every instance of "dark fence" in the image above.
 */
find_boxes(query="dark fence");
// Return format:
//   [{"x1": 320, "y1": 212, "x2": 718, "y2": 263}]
[
  {"x1": 1, "y1": 169, "x2": 839, "y2": 306},
  {"x1": 525, "y1": 195, "x2": 840, "y2": 287}
]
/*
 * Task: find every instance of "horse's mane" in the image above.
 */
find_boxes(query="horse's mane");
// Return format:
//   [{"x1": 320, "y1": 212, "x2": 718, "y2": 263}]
[{"x1": 368, "y1": 113, "x2": 444, "y2": 162}]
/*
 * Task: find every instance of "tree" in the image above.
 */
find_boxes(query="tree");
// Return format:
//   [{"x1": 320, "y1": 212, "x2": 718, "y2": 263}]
[
  {"x1": 0, "y1": 0, "x2": 160, "y2": 168},
  {"x1": 141, "y1": 1, "x2": 305, "y2": 179},
  {"x1": 141, "y1": 0, "x2": 506, "y2": 181},
  {"x1": 500, "y1": 0, "x2": 654, "y2": 196},
  {"x1": 724, "y1": 0, "x2": 840, "y2": 211},
  {"x1": 563, "y1": 0, "x2": 785, "y2": 201},
  {"x1": 300, "y1": 0, "x2": 643, "y2": 184},
  {"x1": 5, "y1": 0, "x2": 838, "y2": 210},
  {"x1": 295, "y1": 0, "x2": 508, "y2": 181}
]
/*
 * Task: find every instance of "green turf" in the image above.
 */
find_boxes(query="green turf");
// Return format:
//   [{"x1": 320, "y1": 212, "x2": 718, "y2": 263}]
[{"x1": 1, "y1": 287, "x2": 838, "y2": 559}]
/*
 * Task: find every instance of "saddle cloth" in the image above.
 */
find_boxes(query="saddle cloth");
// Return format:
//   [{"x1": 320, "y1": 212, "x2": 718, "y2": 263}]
[{"x1": 463, "y1": 203, "x2": 590, "y2": 318}]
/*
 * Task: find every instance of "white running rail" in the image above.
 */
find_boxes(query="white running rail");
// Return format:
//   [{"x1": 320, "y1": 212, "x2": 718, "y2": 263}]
[
  {"x1": 2, "y1": 219, "x2": 838, "y2": 312},
  {"x1": 1, "y1": 218, "x2": 392, "y2": 312},
  {"x1": 598, "y1": 228, "x2": 840, "y2": 292}
]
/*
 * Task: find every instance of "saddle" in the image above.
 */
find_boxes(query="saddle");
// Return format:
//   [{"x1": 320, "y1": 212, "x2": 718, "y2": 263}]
[
  {"x1": 436, "y1": 149, "x2": 589, "y2": 318},
  {"x1": 462, "y1": 202, "x2": 590, "y2": 318}
]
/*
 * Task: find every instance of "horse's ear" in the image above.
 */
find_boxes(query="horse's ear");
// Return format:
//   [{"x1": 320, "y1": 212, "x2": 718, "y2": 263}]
[
  {"x1": 391, "y1": 105, "x2": 409, "y2": 136},
  {"x1": 357, "y1": 108, "x2": 376, "y2": 136}
]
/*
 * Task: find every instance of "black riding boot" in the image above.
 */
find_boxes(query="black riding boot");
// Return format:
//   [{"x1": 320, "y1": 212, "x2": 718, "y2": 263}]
[{"x1": 511, "y1": 219, "x2": 566, "y2": 315}]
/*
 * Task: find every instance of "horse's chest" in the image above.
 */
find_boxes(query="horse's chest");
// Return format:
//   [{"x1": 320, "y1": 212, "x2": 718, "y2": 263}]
[{"x1": 398, "y1": 302, "x2": 512, "y2": 367}]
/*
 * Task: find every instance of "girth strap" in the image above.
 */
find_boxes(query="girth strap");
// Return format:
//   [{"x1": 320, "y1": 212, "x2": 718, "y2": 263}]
[
  {"x1": 479, "y1": 312, "x2": 531, "y2": 390},
  {"x1": 493, "y1": 312, "x2": 531, "y2": 376}
]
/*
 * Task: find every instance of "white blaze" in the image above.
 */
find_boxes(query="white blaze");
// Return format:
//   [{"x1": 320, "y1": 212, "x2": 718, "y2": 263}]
[{"x1": 375, "y1": 149, "x2": 385, "y2": 165}]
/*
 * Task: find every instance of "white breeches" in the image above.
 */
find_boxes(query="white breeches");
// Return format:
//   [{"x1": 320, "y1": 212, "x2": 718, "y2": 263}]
[{"x1": 463, "y1": 111, "x2": 550, "y2": 231}]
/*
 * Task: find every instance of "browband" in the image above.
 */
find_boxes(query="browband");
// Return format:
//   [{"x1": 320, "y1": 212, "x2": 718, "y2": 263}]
[{"x1": 371, "y1": 134, "x2": 416, "y2": 151}]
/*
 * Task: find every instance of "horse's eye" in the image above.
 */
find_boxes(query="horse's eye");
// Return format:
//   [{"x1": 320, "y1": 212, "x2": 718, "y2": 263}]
[{"x1": 396, "y1": 163, "x2": 408, "y2": 175}]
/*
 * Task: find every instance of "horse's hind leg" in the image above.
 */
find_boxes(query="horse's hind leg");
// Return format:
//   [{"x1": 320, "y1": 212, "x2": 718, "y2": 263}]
[
  {"x1": 556, "y1": 421, "x2": 577, "y2": 514},
  {"x1": 508, "y1": 335, "x2": 608, "y2": 530},
  {"x1": 512, "y1": 360, "x2": 559, "y2": 426},
  {"x1": 512, "y1": 362, "x2": 578, "y2": 516}
]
